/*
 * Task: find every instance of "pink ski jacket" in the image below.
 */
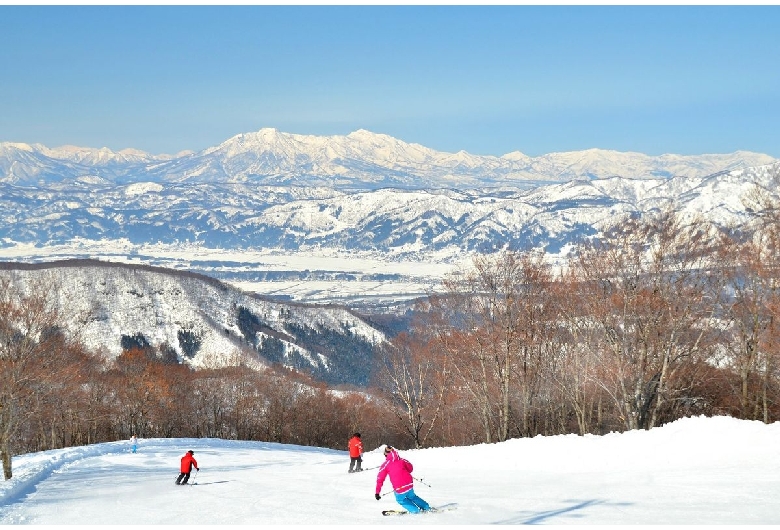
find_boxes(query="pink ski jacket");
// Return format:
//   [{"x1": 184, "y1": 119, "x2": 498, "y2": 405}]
[{"x1": 375, "y1": 449, "x2": 414, "y2": 495}]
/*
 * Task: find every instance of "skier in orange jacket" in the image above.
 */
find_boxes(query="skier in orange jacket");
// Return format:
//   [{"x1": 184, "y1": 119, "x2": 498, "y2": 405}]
[
  {"x1": 175, "y1": 450, "x2": 199, "y2": 485},
  {"x1": 348, "y1": 433, "x2": 363, "y2": 473}
]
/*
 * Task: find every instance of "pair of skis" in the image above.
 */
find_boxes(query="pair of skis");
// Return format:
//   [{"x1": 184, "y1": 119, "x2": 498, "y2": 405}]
[{"x1": 382, "y1": 503, "x2": 458, "y2": 516}]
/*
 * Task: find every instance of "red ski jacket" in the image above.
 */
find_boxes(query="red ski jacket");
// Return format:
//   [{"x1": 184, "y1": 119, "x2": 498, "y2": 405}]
[
  {"x1": 180, "y1": 453, "x2": 198, "y2": 473},
  {"x1": 348, "y1": 436, "x2": 363, "y2": 458}
]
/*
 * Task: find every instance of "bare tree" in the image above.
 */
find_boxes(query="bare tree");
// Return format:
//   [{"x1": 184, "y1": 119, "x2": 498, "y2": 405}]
[
  {"x1": 0, "y1": 274, "x2": 68, "y2": 479},
  {"x1": 716, "y1": 233, "x2": 778, "y2": 420},
  {"x1": 552, "y1": 269, "x2": 606, "y2": 434},
  {"x1": 429, "y1": 251, "x2": 555, "y2": 442},
  {"x1": 376, "y1": 331, "x2": 448, "y2": 448},
  {"x1": 726, "y1": 163, "x2": 780, "y2": 422},
  {"x1": 572, "y1": 210, "x2": 720, "y2": 430}
]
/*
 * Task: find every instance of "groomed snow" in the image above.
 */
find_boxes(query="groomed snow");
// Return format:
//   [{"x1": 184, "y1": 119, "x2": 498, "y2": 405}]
[{"x1": 0, "y1": 415, "x2": 777, "y2": 525}]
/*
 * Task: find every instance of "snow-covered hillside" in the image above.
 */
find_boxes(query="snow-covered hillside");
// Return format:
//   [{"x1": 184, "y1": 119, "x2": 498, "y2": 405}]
[{"x1": 0, "y1": 261, "x2": 385, "y2": 384}]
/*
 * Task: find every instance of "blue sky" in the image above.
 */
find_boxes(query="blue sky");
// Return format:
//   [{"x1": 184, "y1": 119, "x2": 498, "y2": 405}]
[{"x1": 1, "y1": 5, "x2": 778, "y2": 157}]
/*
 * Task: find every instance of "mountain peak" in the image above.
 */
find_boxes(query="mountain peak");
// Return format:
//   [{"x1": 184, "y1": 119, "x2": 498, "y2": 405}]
[
  {"x1": 0, "y1": 141, "x2": 36, "y2": 153},
  {"x1": 346, "y1": 129, "x2": 391, "y2": 141}
]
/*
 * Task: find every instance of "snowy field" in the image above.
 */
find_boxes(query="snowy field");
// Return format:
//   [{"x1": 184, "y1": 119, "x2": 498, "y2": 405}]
[
  {"x1": 0, "y1": 241, "x2": 466, "y2": 304},
  {"x1": 0, "y1": 415, "x2": 778, "y2": 525}
]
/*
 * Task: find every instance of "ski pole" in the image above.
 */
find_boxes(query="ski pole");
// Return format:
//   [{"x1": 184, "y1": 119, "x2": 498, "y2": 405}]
[
  {"x1": 190, "y1": 469, "x2": 199, "y2": 486},
  {"x1": 413, "y1": 476, "x2": 432, "y2": 488}
]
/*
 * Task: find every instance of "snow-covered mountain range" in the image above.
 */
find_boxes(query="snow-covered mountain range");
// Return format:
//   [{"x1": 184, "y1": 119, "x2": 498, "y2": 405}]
[
  {"x1": 0, "y1": 129, "x2": 777, "y2": 306},
  {"x1": 3, "y1": 168, "x2": 777, "y2": 256},
  {"x1": 0, "y1": 261, "x2": 384, "y2": 384},
  {"x1": 1, "y1": 128, "x2": 775, "y2": 189}
]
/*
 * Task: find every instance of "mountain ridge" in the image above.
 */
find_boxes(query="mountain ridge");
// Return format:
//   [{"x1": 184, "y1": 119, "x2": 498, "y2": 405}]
[
  {"x1": 0, "y1": 259, "x2": 385, "y2": 385},
  {"x1": 2, "y1": 164, "x2": 776, "y2": 259},
  {"x1": 1, "y1": 128, "x2": 775, "y2": 189}
]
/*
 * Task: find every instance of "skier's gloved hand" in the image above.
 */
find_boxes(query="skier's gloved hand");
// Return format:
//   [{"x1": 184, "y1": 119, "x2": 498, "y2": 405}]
[{"x1": 375, "y1": 494, "x2": 381, "y2": 501}]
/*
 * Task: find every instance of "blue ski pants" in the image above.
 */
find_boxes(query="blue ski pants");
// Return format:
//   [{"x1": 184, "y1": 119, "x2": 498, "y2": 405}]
[{"x1": 394, "y1": 488, "x2": 431, "y2": 513}]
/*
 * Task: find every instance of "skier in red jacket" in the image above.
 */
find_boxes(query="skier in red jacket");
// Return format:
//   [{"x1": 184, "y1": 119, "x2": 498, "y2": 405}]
[
  {"x1": 175, "y1": 450, "x2": 199, "y2": 485},
  {"x1": 348, "y1": 432, "x2": 364, "y2": 473}
]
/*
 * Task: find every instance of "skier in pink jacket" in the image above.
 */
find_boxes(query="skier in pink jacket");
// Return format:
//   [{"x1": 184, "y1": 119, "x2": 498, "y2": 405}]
[{"x1": 374, "y1": 445, "x2": 431, "y2": 513}]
